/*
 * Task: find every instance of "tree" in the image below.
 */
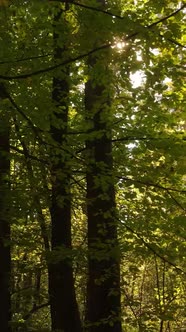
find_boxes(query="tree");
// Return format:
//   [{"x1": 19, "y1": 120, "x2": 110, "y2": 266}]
[
  {"x1": 0, "y1": 0, "x2": 185, "y2": 331},
  {"x1": 84, "y1": 1, "x2": 121, "y2": 331},
  {"x1": 0, "y1": 84, "x2": 11, "y2": 332},
  {"x1": 48, "y1": 3, "x2": 82, "y2": 332}
]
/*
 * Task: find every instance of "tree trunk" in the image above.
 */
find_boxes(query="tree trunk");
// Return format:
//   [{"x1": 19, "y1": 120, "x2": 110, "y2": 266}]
[
  {"x1": 49, "y1": 6, "x2": 82, "y2": 332},
  {"x1": 0, "y1": 106, "x2": 11, "y2": 332},
  {"x1": 85, "y1": 53, "x2": 122, "y2": 331}
]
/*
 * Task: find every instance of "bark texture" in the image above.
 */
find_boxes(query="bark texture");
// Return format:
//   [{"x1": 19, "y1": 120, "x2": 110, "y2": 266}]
[
  {"x1": 85, "y1": 57, "x2": 122, "y2": 332},
  {"x1": 48, "y1": 7, "x2": 82, "y2": 332},
  {"x1": 0, "y1": 108, "x2": 11, "y2": 332}
]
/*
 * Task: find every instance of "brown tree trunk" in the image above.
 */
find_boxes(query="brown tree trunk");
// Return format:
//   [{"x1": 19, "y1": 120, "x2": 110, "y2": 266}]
[
  {"x1": 48, "y1": 6, "x2": 82, "y2": 332},
  {"x1": 0, "y1": 106, "x2": 11, "y2": 332},
  {"x1": 85, "y1": 53, "x2": 122, "y2": 331}
]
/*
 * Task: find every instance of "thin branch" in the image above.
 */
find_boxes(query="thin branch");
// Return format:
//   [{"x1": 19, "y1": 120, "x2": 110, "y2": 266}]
[
  {"x1": 10, "y1": 145, "x2": 48, "y2": 164},
  {"x1": 0, "y1": 2, "x2": 183, "y2": 69},
  {"x1": 70, "y1": 175, "x2": 86, "y2": 191},
  {"x1": 167, "y1": 190, "x2": 186, "y2": 211},
  {"x1": 0, "y1": 1, "x2": 185, "y2": 81},
  {"x1": 112, "y1": 136, "x2": 185, "y2": 143},
  {"x1": 154, "y1": 255, "x2": 161, "y2": 310},
  {"x1": 124, "y1": 223, "x2": 185, "y2": 274},
  {"x1": 119, "y1": 176, "x2": 186, "y2": 194},
  {"x1": 0, "y1": 43, "x2": 112, "y2": 80},
  {"x1": 23, "y1": 302, "x2": 50, "y2": 320},
  {"x1": 167, "y1": 37, "x2": 186, "y2": 49},
  {"x1": 149, "y1": 3, "x2": 186, "y2": 28},
  {"x1": 8, "y1": 96, "x2": 41, "y2": 139},
  {"x1": 0, "y1": 2, "x2": 184, "y2": 81},
  {"x1": 47, "y1": 0, "x2": 186, "y2": 53},
  {"x1": 0, "y1": 83, "x2": 43, "y2": 143},
  {"x1": 68, "y1": 0, "x2": 123, "y2": 19},
  {"x1": 0, "y1": 53, "x2": 52, "y2": 65},
  {"x1": 4, "y1": 86, "x2": 83, "y2": 163},
  {"x1": 123, "y1": 288, "x2": 139, "y2": 320},
  {"x1": 50, "y1": 0, "x2": 186, "y2": 26},
  {"x1": 13, "y1": 116, "x2": 51, "y2": 251}
]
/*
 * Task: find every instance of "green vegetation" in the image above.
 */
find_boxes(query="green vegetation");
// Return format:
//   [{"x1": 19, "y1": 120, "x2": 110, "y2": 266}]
[{"x1": 0, "y1": 0, "x2": 185, "y2": 331}]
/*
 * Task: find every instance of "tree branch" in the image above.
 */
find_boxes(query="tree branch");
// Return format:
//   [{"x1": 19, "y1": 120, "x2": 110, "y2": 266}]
[
  {"x1": 23, "y1": 302, "x2": 50, "y2": 320},
  {"x1": 119, "y1": 176, "x2": 186, "y2": 194},
  {"x1": 167, "y1": 190, "x2": 186, "y2": 211},
  {"x1": 149, "y1": 3, "x2": 186, "y2": 28},
  {"x1": 10, "y1": 145, "x2": 48, "y2": 164},
  {"x1": 123, "y1": 223, "x2": 185, "y2": 274},
  {"x1": 50, "y1": 0, "x2": 186, "y2": 26},
  {"x1": 0, "y1": 43, "x2": 113, "y2": 80},
  {"x1": 6, "y1": 93, "x2": 41, "y2": 139},
  {"x1": 0, "y1": 53, "x2": 52, "y2": 65},
  {"x1": 0, "y1": 3, "x2": 185, "y2": 80},
  {"x1": 112, "y1": 136, "x2": 185, "y2": 143}
]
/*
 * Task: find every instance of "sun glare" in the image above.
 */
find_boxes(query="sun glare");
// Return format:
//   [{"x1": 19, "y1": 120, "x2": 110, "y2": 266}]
[
  {"x1": 112, "y1": 38, "x2": 127, "y2": 52},
  {"x1": 130, "y1": 70, "x2": 145, "y2": 88},
  {"x1": 116, "y1": 41, "x2": 126, "y2": 49}
]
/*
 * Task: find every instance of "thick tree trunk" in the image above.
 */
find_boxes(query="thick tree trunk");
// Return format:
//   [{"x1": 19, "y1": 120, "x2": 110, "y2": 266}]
[
  {"x1": 85, "y1": 59, "x2": 122, "y2": 331},
  {"x1": 49, "y1": 7, "x2": 82, "y2": 332},
  {"x1": 0, "y1": 108, "x2": 11, "y2": 332}
]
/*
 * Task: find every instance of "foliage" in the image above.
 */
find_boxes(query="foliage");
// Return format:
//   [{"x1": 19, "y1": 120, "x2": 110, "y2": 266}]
[{"x1": 0, "y1": 0, "x2": 185, "y2": 331}]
